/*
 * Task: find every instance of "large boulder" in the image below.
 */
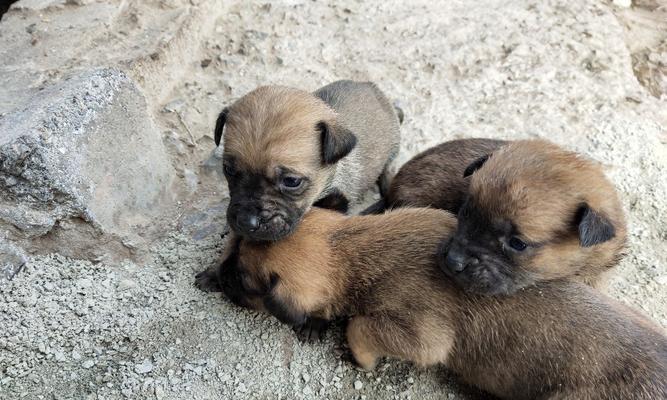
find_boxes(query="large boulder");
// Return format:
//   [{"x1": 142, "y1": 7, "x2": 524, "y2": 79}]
[
  {"x1": 0, "y1": 68, "x2": 174, "y2": 261},
  {"x1": 0, "y1": 0, "x2": 228, "y2": 271}
]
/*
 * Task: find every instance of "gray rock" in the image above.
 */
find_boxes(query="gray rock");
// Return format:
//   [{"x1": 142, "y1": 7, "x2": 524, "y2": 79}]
[
  {"x1": 0, "y1": 241, "x2": 26, "y2": 284},
  {"x1": 0, "y1": 68, "x2": 174, "y2": 262}
]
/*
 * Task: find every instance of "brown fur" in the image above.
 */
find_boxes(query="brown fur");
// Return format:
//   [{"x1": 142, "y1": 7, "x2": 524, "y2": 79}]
[
  {"x1": 385, "y1": 138, "x2": 507, "y2": 212},
  {"x1": 440, "y1": 139, "x2": 627, "y2": 295},
  {"x1": 230, "y1": 208, "x2": 665, "y2": 400},
  {"x1": 195, "y1": 80, "x2": 400, "y2": 291},
  {"x1": 219, "y1": 80, "x2": 400, "y2": 241}
]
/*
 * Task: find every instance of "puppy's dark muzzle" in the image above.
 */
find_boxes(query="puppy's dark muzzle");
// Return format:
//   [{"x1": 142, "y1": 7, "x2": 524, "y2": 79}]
[
  {"x1": 236, "y1": 213, "x2": 259, "y2": 232},
  {"x1": 228, "y1": 204, "x2": 294, "y2": 241},
  {"x1": 439, "y1": 240, "x2": 479, "y2": 275}
]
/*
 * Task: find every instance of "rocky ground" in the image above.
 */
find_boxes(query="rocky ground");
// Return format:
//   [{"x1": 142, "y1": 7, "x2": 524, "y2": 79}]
[{"x1": 1, "y1": 0, "x2": 666, "y2": 399}]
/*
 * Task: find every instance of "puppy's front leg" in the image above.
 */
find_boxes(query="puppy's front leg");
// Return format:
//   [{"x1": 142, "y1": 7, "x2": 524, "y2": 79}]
[
  {"x1": 313, "y1": 188, "x2": 350, "y2": 214},
  {"x1": 294, "y1": 316, "x2": 330, "y2": 343},
  {"x1": 262, "y1": 276, "x2": 332, "y2": 342},
  {"x1": 194, "y1": 232, "x2": 239, "y2": 292}
]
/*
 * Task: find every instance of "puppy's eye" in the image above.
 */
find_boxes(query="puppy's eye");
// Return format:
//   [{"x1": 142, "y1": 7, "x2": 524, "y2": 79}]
[
  {"x1": 281, "y1": 176, "x2": 303, "y2": 189},
  {"x1": 223, "y1": 163, "x2": 236, "y2": 176},
  {"x1": 509, "y1": 236, "x2": 527, "y2": 251}
]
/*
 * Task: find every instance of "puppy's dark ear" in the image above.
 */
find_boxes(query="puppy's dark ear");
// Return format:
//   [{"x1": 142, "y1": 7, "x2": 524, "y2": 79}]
[
  {"x1": 214, "y1": 107, "x2": 229, "y2": 147},
  {"x1": 463, "y1": 154, "x2": 490, "y2": 178},
  {"x1": 318, "y1": 121, "x2": 357, "y2": 165},
  {"x1": 576, "y1": 203, "x2": 615, "y2": 247}
]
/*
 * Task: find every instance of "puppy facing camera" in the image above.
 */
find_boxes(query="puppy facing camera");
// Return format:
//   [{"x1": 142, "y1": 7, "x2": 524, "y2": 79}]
[
  {"x1": 438, "y1": 139, "x2": 627, "y2": 295},
  {"x1": 214, "y1": 80, "x2": 400, "y2": 242}
]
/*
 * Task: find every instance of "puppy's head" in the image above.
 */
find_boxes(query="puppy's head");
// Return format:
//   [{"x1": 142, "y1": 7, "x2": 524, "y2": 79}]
[
  {"x1": 438, "y1": 140, "x2": 625, "y2": 295},
  {"x1": 215, "y1": 86, "x2": 356, "y2": 241}
]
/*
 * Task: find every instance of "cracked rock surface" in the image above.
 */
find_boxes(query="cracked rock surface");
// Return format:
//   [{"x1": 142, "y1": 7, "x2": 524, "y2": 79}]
[{"x1": 0, "y1": 0, "x2": 665, "y2": 399}]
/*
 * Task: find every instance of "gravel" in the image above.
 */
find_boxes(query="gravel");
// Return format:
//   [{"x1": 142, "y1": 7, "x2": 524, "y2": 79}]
[{"x1": 1, "y1": 0, "x2": 665, "y2": 399}]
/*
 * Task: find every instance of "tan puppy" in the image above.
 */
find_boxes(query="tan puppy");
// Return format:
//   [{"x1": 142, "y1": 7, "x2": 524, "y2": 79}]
[
  {"x1": 216, "y1": 80, "x2": 400, "y2": 241},
  {"x1": 439, "y1": 139, "x2": 627, "y2": 295},
  {"x1": 363, "y1": 138, "x2": 507, "y2": 214},
  {"x1": 223, "y1": 208, "x2": 666, "y2": 400},
  {"x1": 196, "y1": 80, "x2": 400, "y2": 292}
]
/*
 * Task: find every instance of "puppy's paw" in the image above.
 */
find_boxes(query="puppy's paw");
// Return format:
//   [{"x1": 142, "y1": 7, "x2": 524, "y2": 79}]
[
  {"x1": 194, "y1": 268, "x2": 221, "y2": 292},
  {"x1": 351, "y1": 347, "x2": 379, "y2": 371},
  {"x1": 294, "y1": 317, "x2": 329, "y2": 343}
]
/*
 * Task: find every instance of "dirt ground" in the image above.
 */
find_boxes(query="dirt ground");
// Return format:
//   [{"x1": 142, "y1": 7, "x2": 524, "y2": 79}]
[{"x1": 1, "y1": 1, "x2": 665, "y2": 399}]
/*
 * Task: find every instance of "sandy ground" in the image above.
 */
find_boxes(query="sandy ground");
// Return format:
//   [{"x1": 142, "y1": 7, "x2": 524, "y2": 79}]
[{"x1": 1, "y1": 0, "x2": 666, "y2": 399}]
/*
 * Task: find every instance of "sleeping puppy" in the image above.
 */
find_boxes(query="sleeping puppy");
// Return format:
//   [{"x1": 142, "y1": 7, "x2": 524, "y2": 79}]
[
  {"x1": 221, "y1": 208, "x2": 666, "y2": 400},
  {"x1": 363, "y1": 138, "x2": 507, "y2": 214},
  {"x1": 195, "y1": 80, "x2": 400, "y2": 291},
  {"x1": 439, "y1": 139, "x2": 627, "y2": 295}
]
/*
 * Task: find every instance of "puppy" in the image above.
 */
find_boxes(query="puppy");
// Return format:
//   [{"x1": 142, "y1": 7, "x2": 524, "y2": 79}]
[
  {"x1": 195, "y1": 80, "x2": 400, "y2": 292},
  {"x1": 364, "y1": 138, "x2": 507, "y2": 214},
  {"x1": 224, "y1": 208, "x2": 666, "y2": 400},
  {"x1": 215, "y1": 80, "x2": 400, "y2": 241},
  {"x1": 439, "y1": 139, "x2": 627, "y2": 295}
]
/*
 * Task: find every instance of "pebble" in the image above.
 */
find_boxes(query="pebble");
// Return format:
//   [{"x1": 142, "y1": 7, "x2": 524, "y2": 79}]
[
  {"x1": 354, "y1": 380, "x2": 363, "y2": 390},
  {"x1": 54, "y1": 351, "x2": 66, "y2": 362},
  {"x1": 82, "y1": 360, "x2": 95, "y2": 369},
  {"x1": 154, "y1": 386, "x2": 166, "y2": 400},
  {"x1": 135, "y1": 359, "x2": 154, "y2": 374}
]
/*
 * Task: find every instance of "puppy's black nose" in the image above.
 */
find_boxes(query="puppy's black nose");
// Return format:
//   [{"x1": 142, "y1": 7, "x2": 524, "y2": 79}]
[
  {"x1": 236, "y1": 213, "x2": 259, "y2": 232},
  {"x1": 445, "y1": 250, "x2": 468, "y2": 273}
]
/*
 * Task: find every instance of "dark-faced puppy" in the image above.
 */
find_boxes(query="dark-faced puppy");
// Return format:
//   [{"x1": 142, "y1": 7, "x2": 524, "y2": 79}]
[
  {"x1": 439, "y1": 139, "x2": 627, "y2": 295},
  {"x1": 195, "y1": 80, "x2": 400, "y2": 293},
  {"x1": 216, "y1": 80, "x2": 400, "y2": 241},
  {"x1": 223, "y1": 208, "x2": 666, "y2": 400},
  {"x1": 363, "y1": 138, "x2": 507, "y2": 214}
]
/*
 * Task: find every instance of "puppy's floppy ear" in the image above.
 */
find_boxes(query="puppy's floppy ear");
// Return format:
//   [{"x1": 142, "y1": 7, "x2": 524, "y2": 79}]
[
  {"x1": 214, "y1": 107, "x2": 229, "y2": 147},
  {"x1": 317, "y1": 121, "x2": 357, "y2": 165},
  {"x1": 576, "y1": 203, "x2": 616, "y2": 247},
  {"x1": 463, "y1": 154, "x2": 490, "y2": 178}
]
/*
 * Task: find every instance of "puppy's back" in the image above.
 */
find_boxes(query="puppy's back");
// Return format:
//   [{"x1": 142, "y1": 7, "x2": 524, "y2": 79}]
[
  {"x1": 388, "y1": 138, "x2": 507, "y2": 212},
  {"x1": 315, "y1": 81, "x2": 401, "y2": 201},
  {"x1": 448, "y1": 281, "x2": 667, "y2": 400}
]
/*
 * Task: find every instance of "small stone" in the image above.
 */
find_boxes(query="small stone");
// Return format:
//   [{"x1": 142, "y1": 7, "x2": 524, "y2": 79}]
[
  {"x1": 407, "y1": 377, "x2": 414, "y2": 384},
  {"x1": 82, "y1": 360, "x2": 95, "y2": 369},
  {"x1": 154, "y1": 386, "x2": 165, "y2": 400},
  {"x1": 354, "y1": 380, "x2": 363, "y2": 390},
  {"x1": 201, "y1": 59, "x2": 212, "y2": 68},
  {"x1": 54, "y1": 351, "x2": 66, "y2": 362},
  {"x1": 655, "y1": 275, "x2": 667, "y2": 285},
  {"x1": 302, "y1": 372, "x2": 310, "y2": 383},
  {"x1": 72, "y1": 350, "x2": 82, "y2": 360},
  {"x1": 612, "y1": 0, "x2": 631, "y2": 7},
  {"x1": 135, "y1": 359, "x2": 154, "y2": 374},
  {"x1": 117, "y1": 279, "x2": 137, "y2": 291}
]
